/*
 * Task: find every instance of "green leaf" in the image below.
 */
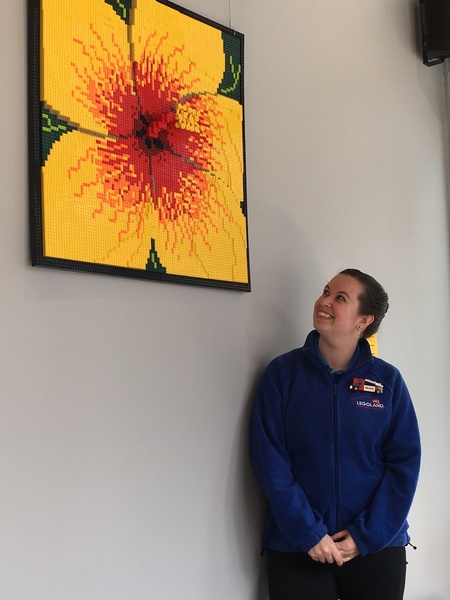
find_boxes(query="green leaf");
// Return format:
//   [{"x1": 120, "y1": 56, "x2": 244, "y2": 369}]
[
  {"x1": 146, "y1": 239, "x2": 166, "y2": 273},
  {"x1": 104, "y1": 0, "x2": 132, "y2": 25},
  {"x1": 41, "y1": 102, "x2": 75, "y2": 166},
  {"x1": 218, "y1": 32, "x2": 242, "y2": 103}
]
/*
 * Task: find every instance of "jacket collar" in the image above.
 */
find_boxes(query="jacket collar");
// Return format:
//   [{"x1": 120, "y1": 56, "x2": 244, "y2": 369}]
[{"x1": 304, "y1": 329, "x2": 373, "y2": 371}]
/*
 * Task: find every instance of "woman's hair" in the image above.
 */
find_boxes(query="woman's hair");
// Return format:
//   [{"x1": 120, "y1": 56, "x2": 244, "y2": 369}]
[{"x1": 339, "y1": 268, "x2": 389, "y2": 338}]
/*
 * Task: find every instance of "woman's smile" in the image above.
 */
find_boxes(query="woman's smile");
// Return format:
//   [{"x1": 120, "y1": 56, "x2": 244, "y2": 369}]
[{"x1": 316, "y1": 310, "x2": 333, "y2": 319}]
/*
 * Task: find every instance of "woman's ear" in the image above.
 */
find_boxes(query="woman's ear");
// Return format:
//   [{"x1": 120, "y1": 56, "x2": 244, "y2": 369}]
[{"x1": 360, "y1": 314, "x2": 375, "y2": 329}]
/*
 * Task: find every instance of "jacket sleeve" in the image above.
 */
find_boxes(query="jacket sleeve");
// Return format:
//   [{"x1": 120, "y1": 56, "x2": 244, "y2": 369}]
[
  {"x1": 249, "y1": 361, "x2": 328, "y2": 552},
  {"x1": 347, "y1": 371, "x2": 421, "y2": 555}
]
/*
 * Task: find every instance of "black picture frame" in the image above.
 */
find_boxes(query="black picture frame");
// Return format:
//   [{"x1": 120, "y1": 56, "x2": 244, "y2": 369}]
[{"x1": 28, "y1": 0, "x2": 250, "y2": 291}]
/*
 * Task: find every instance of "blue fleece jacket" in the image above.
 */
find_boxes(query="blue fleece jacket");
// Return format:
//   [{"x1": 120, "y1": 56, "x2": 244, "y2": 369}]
[{"x1": 250, "y1": 330, "x2": 421, "y2": 556}]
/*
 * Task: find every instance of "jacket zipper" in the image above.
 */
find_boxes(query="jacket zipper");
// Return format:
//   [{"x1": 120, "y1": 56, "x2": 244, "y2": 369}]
[
  {"x1": 305, "y1": 337, "x2": 374, "y2": 533},
  {"x1": 332, "y1": 382, "x2": 340, "y2": 533}
]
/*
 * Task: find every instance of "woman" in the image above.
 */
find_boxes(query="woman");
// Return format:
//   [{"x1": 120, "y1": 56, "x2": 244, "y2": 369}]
[{"x1": 250, "y1": 269, "x2": 421, "y2": 600}]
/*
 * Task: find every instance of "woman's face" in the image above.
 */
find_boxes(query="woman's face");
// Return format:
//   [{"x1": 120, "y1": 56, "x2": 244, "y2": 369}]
[{"x1": 313, "y1": 274, "x2": 373, "y2": 341}]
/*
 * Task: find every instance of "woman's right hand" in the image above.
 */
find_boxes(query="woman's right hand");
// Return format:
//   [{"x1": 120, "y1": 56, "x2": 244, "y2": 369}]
[{"x1": 307, "y1": 534, "x2": 344, "y2": 566}]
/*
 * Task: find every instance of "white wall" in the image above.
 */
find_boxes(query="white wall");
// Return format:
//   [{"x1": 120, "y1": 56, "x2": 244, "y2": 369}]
[{"x1": 1, "y1": 0, "x2": 448, "y2": 598}]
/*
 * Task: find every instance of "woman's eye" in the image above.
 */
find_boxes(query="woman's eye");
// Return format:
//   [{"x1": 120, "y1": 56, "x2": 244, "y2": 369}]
[{"x1": 336, "y1": 294, "x2": 345, "y2": 301}]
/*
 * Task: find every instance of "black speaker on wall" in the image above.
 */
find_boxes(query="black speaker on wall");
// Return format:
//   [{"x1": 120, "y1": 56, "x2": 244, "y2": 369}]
[{"x1": 421, "y1": 0, "x2": 450, "y2": 65}]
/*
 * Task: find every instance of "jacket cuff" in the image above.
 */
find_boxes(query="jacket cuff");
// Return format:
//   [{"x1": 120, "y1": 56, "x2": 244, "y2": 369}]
[{"x1": 346, "y1": 524, "x2": 370, "y2": 557}]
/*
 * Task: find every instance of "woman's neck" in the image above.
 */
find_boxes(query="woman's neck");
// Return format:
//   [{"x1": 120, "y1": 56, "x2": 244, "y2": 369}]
[{"x1": 318, "y1": 335, "x2": 359, "y2": 373}]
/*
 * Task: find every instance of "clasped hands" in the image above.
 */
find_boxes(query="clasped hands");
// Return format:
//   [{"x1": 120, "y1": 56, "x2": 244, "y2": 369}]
[{"x1": 307, "y1": 530, "x2": 360, "y2": 567}]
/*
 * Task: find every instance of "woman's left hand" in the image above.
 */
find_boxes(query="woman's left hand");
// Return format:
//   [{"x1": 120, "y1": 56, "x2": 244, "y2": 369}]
[{"x1": 331, "y1": 530, "x2": 360, "y2": 563}]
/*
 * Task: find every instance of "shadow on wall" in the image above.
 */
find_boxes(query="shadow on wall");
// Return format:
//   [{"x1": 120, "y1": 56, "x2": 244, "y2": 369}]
[
  {"x1": 232, "y1": 204, "x2": 322, "y2": 598},
  {"x1": 233, "y1": 369, "x2": 270, "y2": 600}
]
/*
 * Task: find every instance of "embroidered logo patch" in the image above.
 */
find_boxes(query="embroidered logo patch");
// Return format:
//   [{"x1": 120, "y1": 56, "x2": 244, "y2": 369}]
[{"x1": 353, "y1": 397, "x2": 385, "y2": 410}]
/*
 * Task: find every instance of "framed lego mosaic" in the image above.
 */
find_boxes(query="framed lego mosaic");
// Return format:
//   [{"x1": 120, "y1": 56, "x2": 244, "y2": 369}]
[{"x1": 28, "y1": 0, "x2": 250, "y2": 291}]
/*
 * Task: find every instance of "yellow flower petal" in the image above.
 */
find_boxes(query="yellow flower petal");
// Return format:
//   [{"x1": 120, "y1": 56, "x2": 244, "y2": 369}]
[
  {"x1": 42, "y1": 0, "x2": 132, "y2": 135},
  {"x1": 42, "y1": 131, "x2": 153, "y2": 268},
  {"x1": 149, "y1": 95, "x2": 248, "y2": 283},
  {"x1": 131, "y1": 0, "x2": 225, "y2": 99}
]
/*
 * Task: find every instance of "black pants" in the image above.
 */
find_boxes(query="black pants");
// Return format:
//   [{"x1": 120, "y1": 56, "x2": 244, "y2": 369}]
[{"x1": 266, "y1": 547, "x2": 407, "y2": 600}]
